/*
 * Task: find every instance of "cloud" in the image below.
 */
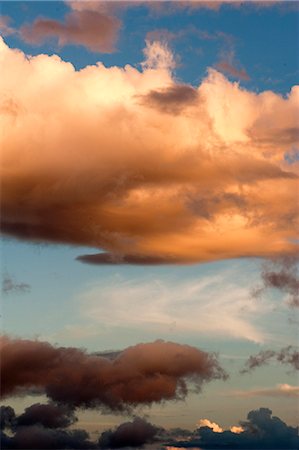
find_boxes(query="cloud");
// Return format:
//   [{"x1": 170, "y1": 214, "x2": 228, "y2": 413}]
[
  {"x1": 1, "y1": 336, "x2": 227, "y2": 410},
  {"x1": 19, "y1": 4, "x2": 121, "y2": 53},
  {"x1": 165, "y1": 407, "x2": 299, "y2": 449},
  {"x1": 197, "y1": 419, "x2": 223, "y2": 432},
  {"x1": 2, "y1": 404, "x2": 298, "y2": 450},
  {"x1": 252, "y1": 256, "x2": 299, "y2": 307},
  {"x1": 0, "y1": 16, "x2": 15, "y2": 36},
  {"x1": 1, "y1": 38, "x2": 298, "y2": 264},
  {"x1": 77, "y1": 252, "x2": 177, "y2": 265},
  {"x1": 16, "y1": 403, "x2": 77, "y2": 429},
  {"x1": 2, "y1": 274, "x2": 31, "y2": 295},
  {"x1": 139, "y1": 84, "x2": 199, "y2": 115},
  {"x1": 216, "y1": 60, "x2": 250, "y2": 81},
  {"x1": 79, "y1": 272, "x2": 270, "y2": 343},
  {"x1": 0, "y1": 406, "x2": 16, "y2": 431},
  {"x1": 142, "y1": 39, "x2": 176, "y2": 70},
  {"x1": 240, "y1": 346, "x2": 299, "y2": 374},
  {"x1": 0, "y1": 403, "x2": 95, "y2": 450},
  {"x1": 229, "y1": 384, "x2": 299, "y2": 399},
  {"x1": 99, "y1": 417, "x2": 159, "y2": 448},
  {"x1": 1, "y1": 405, "x2": 161, "y2": 450}
]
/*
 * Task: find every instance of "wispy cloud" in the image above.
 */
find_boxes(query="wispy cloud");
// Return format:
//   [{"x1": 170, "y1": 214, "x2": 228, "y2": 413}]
[
  {"x1": 252, "y1": 256, "x2": 299, "y2": 308},
  {"x1": 2, "y1": 274, "x2": 31, "y2": 295},
  {"x1": 240, "y1": 346, "x2": 299, "y2": 373},
  {"x1": 228, "y1": 383, "x2": 299, "y2": 399},
  {"x1": 80, "y1": 271, "x2": 270, "y2": 343}
]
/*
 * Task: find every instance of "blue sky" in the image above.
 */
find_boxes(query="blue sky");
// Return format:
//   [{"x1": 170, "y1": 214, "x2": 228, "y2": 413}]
[{"x1": 0, "y1": 2, "x2": 298, "y2": 449}]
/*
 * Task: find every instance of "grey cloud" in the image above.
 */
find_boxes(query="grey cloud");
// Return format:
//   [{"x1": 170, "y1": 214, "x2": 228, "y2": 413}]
[
  {"x1": 140, "y1": 84, "x2": 199, "y2": 115},
  {"x1": 2, "y1": 274, "x2": 31, "y2": 295},
  {"x1": 240, "y1": 346, "x2": 299, "y2": 374},
  {"x1": 165, "y1": 407, "x2": 299, "y2": 449}
]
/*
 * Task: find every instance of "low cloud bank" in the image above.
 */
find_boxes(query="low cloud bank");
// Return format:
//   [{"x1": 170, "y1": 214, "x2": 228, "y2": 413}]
[
  {"x1": 2, "y1": 405, "x2": 298, "y2": 450},
  {"x1": 165, "y1": 407, "x2": 299, "y2": 449}
]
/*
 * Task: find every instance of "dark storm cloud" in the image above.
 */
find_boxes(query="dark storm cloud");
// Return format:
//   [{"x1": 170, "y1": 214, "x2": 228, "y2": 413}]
[
  {"x1": 253, "y1": 257, "x2": 299, "y2": 307},
  {"x1": 2, "y1": 274, "x2": 31, "y2": 295},
  {"x1": 240, "y1": 346, "x2": 299, "y2": 374},
  {"x1": 1, "y1": 336, "x2": 227, "y2": 410},
  {"x1": 99, "y1": 417, "x2": 159, "y2": 448},
  {"x1": 165, "y1": 408, "x2": 299, "y2": 449}
]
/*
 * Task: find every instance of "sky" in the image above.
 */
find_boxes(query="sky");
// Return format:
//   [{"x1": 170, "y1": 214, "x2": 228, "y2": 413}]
[{"x1": 0, "y1": 1, "x2": 299, "y2": 449}]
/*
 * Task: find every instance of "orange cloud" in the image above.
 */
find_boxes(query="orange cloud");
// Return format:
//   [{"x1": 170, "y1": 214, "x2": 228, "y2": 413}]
[
  {"x1": 0, "y1": 38, "x2": 298, "y2": 264},
  {"x1": 198, "y1": 419, "x2": 223, "y2": 432}
]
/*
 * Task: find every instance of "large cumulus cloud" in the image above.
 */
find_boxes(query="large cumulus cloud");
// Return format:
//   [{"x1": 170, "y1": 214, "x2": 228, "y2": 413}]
[
  {"x1": 0, "y1": 38, "x2": 298, "y2": 264},
  {"x1": 0, "y1": 336, "x2": 226, "y2": 410}
]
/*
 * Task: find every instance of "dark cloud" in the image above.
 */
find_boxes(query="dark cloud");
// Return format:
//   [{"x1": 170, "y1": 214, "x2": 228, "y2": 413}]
[
  {"x1": 1, "y1": 425, "x2": 95, "y2": 450},
  {"x1": 0, "y1": 404, "x2": 95, "y2": 450},
  {"x1": 2, "y1": 274, "x2": 31, "y2": 295},
  {"x1": 20, "y1": 9, "x2": 120, "y2": 53},
  {"x1": 253, "y1": 257, "x2": 299, "y2": 307},
  {"x1": 166, "y1": 408, "x2": 299, "y2": 449},
  {"x1": 99, "y1": 417, "x2": 159, "y2": 448},
  {"x1": 17, "y1": 403, "x2": 77, "y2": 429},
  {"x1": 240, "y1": 346, "x2": 299, "y2": 374},
  {"x1": 140, "y1": 84, "x2": 199, "y2": 114},
  {"x1": 0, "y1": 406, "x2": 16, "y2": 431},
  {"x1": 76, "y1": 252, "x2": 180, "y2": 265},
  {"x1": 1, "y1": 336, "x2": 227, "y2": 411}
]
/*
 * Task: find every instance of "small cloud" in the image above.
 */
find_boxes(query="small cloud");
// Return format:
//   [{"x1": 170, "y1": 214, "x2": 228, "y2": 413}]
[
  {"x1": 216, "y1": 60, "x2": 250, "y2": 80},
  {"x1": 197, "y1": 419, "x2": 223, "y2": 433},
  {"x1": 240, "y1": 346, "x2": 299, "y2": 374},
  {"x1": 230, "y1": 425, "x2": 244, "y2": 434},
  {"x1": 139, "y1": 84, "x2": 199, "y2": 115},
  {"x1": 19, "y1": 7, "x2": 120, "y2": 53},
  {"x1": 228, "y1": 384, "x2": 299, "y2": 399},
  {"x1": 0, "y1": 16, "x2": 15, "y2": 36},
  {"x1": 2, "y1": 274, "x2": 31, "y2": 295},
  {"x1": 253, "y1": 257, "x2": 299, "y2": 308},
  {"x1": 76, "y1": 252, "x2": 177, "y2": 265},
  {"x1": 142, "y1": 39, "x2": 176, "y2": 71}
]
